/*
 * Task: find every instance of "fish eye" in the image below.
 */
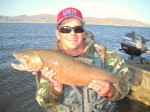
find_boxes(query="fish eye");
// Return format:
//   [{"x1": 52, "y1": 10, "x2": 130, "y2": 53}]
[{"x1": 20, "y1": 53, "x2": 26, "y2": 59}]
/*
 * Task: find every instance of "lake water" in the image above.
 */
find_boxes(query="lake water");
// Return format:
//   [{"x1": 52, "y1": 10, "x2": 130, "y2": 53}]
[{"x1": 0, "y1": 23, "x2": 150, "y2": 112}]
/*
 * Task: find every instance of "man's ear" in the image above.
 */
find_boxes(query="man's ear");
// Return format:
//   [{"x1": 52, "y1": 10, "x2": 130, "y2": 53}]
[{"x1": 56, "y1": 29, "x2": 60, "y2": 40}]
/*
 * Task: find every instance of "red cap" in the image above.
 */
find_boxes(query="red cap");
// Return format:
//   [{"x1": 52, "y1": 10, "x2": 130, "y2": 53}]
[{"x1": 56, "y1": 7, "x2": 83, "y2": 28}]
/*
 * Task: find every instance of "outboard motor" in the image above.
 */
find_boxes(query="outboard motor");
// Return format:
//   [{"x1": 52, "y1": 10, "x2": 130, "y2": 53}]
[{"x1": 120, "y1": 31, "x2": 149, "y2": 59}]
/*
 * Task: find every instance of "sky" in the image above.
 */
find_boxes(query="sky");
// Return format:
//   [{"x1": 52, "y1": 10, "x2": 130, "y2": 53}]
[{"x1": 0, "y1": 0, "x2": 150, "y2": 24}]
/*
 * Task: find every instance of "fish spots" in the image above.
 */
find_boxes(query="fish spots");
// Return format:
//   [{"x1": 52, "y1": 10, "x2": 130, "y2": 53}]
[{"x1": 52, "y1": 61, "x2": 59, "y2": 66}]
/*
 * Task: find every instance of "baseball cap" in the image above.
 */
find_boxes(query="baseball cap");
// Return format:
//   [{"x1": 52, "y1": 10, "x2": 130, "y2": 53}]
[{"x1": 56, "y1": 7, "x2": 84, "y2": 28}]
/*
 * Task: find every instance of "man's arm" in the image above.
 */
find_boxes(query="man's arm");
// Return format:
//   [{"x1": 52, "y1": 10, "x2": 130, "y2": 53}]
[
  {"x1": 94, "y1": 44, "x2": 132, "y2": 101},
  {"x1": 105, "y1": 49, "x2": 132, "y2": 101},
  {"x1": 34, "y1": 68, "x2": 64, "y2": 109},
  {"x1": 36, "y1": 76, "x2": 63, "y2": 109}
]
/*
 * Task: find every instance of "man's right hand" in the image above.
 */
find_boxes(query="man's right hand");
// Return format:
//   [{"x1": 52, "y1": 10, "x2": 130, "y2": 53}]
[{"x1": 32, "y1": 67, "x2": 63, "y2": 93}]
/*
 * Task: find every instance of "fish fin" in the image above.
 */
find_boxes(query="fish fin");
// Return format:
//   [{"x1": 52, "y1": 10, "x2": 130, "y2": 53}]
[
  {"x1": 131, "y1": 71, "x2": 142, "y2": 86},
  {"x1": 36, "y1": 71, "x2": 42, "y2": 90},
  {"x1": 113, "y1": 75, "x2": 131, "y2": 96}
]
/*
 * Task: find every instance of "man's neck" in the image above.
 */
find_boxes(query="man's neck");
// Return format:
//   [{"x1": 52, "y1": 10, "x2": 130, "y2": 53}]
[{"x1": 60, "y1": 43, "x2": 85, "y2": 56}]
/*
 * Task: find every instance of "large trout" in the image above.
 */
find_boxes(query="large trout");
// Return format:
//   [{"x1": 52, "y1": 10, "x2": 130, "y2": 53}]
[{"x1": 11, "y1": 49, "x2": 130, "y2": 96}]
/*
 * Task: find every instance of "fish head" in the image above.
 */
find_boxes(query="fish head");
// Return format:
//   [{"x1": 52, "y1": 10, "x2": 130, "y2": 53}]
[{"x1": 11, "y1": 50, "x2": 43, "y2": 72}]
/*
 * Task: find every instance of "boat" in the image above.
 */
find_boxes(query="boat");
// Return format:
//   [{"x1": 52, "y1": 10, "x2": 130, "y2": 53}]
[
  {"x1": 116, "y1": 64, "x2": 150, "y2": 112},
  {"x1": 127, "y1": 64, "x2": 150, "y2": 105}
]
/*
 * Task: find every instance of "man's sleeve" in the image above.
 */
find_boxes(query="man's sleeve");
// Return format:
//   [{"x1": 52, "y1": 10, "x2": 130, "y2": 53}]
[
  {"x1": 36, "y1": 76, "x2": 63, "y2": 109},
  {"x1": 105, "y1": 48, "x2": 133, "y2": 101}
]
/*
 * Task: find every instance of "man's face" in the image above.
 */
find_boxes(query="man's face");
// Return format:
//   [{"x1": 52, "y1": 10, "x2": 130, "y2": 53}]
[{"x1": 56, "y1": 18, "x2": 85, "y2": 51}]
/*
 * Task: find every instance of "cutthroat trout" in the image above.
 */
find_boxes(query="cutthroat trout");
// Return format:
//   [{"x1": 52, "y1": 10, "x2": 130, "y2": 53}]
[{"x1": 11, "y1": 49, "x2": 130, "y2": 95}]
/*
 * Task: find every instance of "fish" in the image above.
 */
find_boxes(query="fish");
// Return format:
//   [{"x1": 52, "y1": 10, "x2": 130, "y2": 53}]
[{"x1": 11, "y1": 49, "x2": 130, "y2": 96}]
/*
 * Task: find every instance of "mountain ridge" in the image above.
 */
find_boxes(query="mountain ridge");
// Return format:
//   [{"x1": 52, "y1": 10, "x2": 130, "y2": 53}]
[{"x1": 0, "y1": 14, "x2": 149, "y2": 27}]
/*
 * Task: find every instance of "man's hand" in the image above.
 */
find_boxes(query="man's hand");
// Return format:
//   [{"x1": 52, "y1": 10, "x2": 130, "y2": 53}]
[
  {"x1": 88, "y1": 80, "x2": 113, "y2": 97},
  {"x1": 32, "y1": 67, "x2": 63, "y2": 93}
]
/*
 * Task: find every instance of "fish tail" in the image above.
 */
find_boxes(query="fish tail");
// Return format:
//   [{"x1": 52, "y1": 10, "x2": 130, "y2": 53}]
[{"x1": 113, "y1": 75, "x2": 131, "y2": 96}]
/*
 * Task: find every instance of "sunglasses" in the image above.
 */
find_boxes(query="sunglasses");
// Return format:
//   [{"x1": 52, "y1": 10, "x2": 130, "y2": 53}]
[{"x1": 58, "y1": 26, "x2": 84, "y2": 33}]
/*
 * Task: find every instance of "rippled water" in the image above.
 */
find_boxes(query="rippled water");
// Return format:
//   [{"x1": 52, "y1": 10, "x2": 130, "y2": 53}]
[{"x1": 0, "y1": 23, "x2": 150, "y2": 112}]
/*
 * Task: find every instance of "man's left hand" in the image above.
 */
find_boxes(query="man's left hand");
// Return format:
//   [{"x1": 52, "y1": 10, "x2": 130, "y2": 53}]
[{"x1": 88, "y1": 80, "x2": 113, "y2": 97}]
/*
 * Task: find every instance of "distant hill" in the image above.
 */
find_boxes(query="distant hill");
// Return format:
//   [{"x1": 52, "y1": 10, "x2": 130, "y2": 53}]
[
  {"x1": 0, "y1": 14, "x2": 55, "y2": 23},
  {"x1": 0, "y1": 14, "x2": 150, "y2": 27}
]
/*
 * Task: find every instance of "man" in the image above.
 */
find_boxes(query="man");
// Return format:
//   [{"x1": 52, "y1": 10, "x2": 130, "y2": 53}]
[{"x1": 34, "y1": 7, "x2": 132, "y2": 112}]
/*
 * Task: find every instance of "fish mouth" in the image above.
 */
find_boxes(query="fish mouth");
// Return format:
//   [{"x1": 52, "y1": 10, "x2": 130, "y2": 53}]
[{"x1": 11, "y1": 53, "x2": 27, "y2": 71}]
